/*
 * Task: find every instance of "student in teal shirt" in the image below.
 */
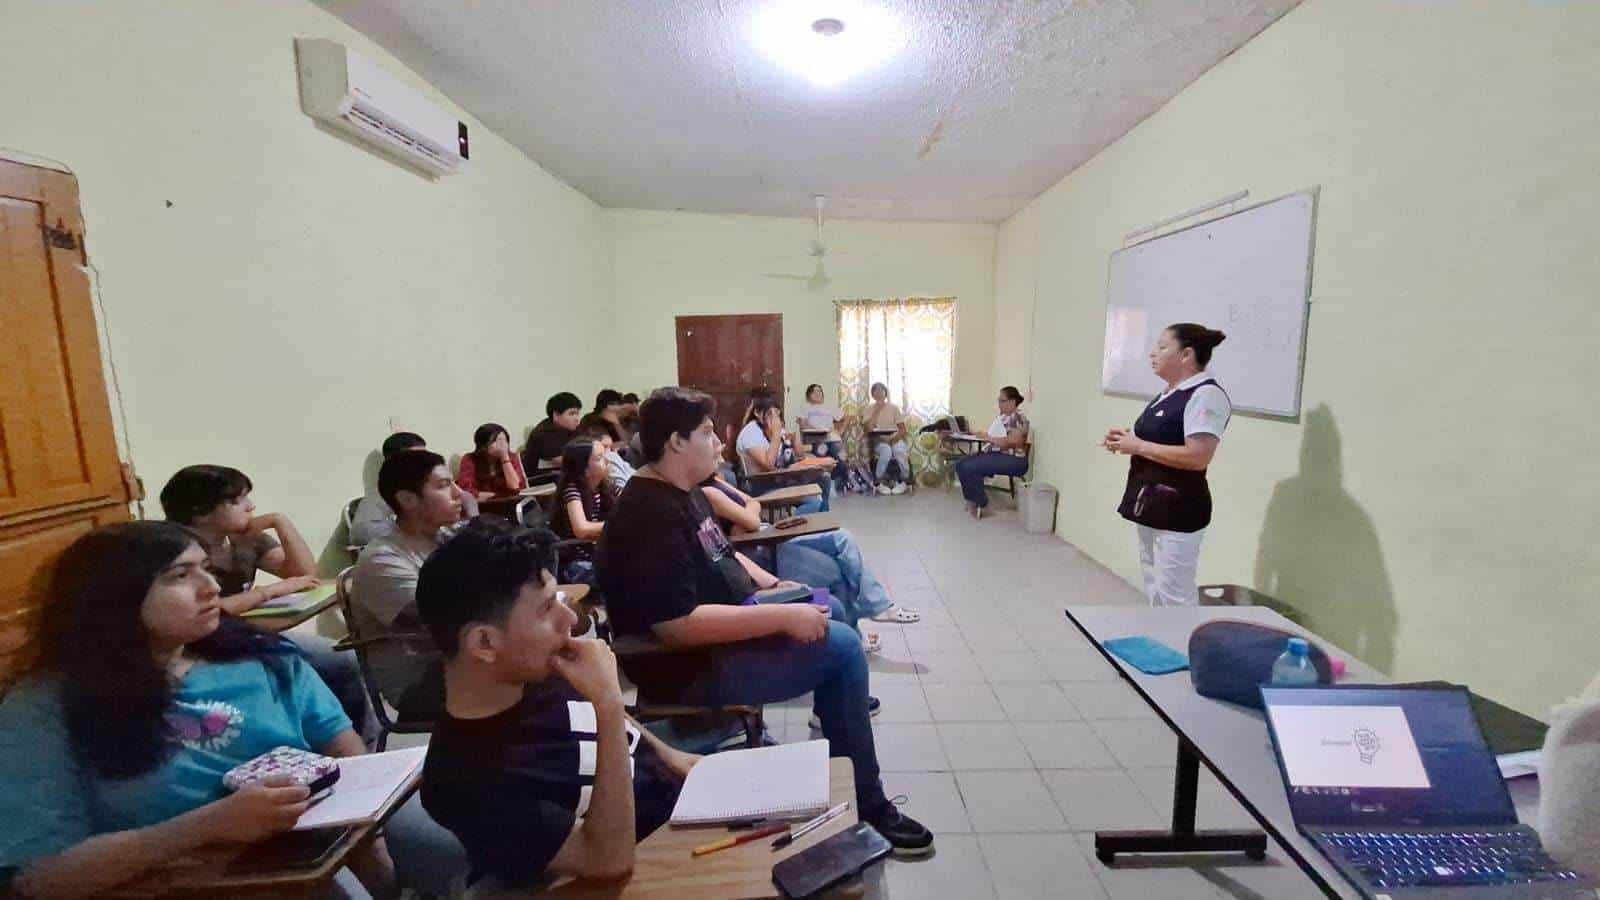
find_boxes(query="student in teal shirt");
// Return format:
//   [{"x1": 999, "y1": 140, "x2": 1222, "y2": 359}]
[{"x1": 0, "y1": 521, "x2": 395, "y2": 899}]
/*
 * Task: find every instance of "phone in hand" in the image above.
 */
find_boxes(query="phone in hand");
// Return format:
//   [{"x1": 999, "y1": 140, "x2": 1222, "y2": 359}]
[{"x1": 223, "y1": 826, "x2": 351, "y2": 876}]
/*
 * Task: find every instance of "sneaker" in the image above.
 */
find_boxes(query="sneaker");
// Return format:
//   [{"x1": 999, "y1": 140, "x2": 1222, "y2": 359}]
[
  {"x1": 865, "y1": 803, "x2": 935, "y2": 858},
  {"x1": 809, "y1": 696, "x2": 880, "y2": 731},
  {"x1": 875, "y1": 483, "x2": 892, "y2": 495},
  {"x1": 971, "y1": 503, "x2": 984, "y2": 520},
  {"x1": 890, "y1": 482, "x2": 908, "y2": 495}
]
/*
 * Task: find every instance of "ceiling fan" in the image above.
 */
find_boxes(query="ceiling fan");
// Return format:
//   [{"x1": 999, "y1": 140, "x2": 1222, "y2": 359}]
[{"x1": 764, "y1": 195, "x2": 841, "y2": 292}]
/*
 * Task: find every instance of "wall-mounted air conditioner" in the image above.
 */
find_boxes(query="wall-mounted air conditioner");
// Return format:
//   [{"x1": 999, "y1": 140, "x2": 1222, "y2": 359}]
[{"x1": 294, "y1": 38, "x2": 469, "y2": 177}]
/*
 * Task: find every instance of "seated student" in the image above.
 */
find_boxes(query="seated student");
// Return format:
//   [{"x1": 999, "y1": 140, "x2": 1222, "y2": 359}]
[
  {"x1": 596, "y1": 387, "x2": 933, "y2": 856},
  {"x1": 458, "y1": 422, "x2": 529, "y2": 501},
  {"x1": 580, "y1": 389, "x2": 628, "y2": 445},
  {"x1": 0, "y1": 521, "x2": 395, "y2": 900},
  {"x1": 796, "y1": 384, "x2": 849, "y2": 486},
  {"x1": 419, "y1": 519, "x2": 702, "y2": 889},
  {"x1": 523, "y1": 392, "x2": 583, "y2": 473},
  {"x1": 580, "y1": 422, "x2": 636, "y2": 492},
  {"x1": 955, "y1": 385, "x2": 1031, "y2": 520},
  {"x1": 736, "y1": 396, "x2": 834, "y2": 513},
  {"x1": 159, "y1": 465, "x2": 369, "y2": 736},
  {"x1": 862, "y1": 382, "x2": 911, "y2": 494},
  {"x1": 618, "y1": 392, "x2": 641, "y2": 441},
  {"x1": 350, "y1": 431, "x2": 479, "y2": 547},
  {"x1": 550, "y1": 438, "x2": 615, "y2": 543},
  {"x1": 699, "y1": 436, "x2": 921, "y2": 646},
  {"x1": 352, "y1": 450, "x2": 465, "y2": 722}
]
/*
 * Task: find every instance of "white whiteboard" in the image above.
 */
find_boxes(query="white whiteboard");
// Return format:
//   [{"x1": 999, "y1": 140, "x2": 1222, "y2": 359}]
[{"x1": 1101, "y1": 190, "x2": 1315, "y2": 417}]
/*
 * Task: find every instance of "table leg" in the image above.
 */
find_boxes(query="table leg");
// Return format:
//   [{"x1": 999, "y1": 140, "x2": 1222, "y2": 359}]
[{"x1": 1093, "y1": 738, "x2": 1267, "y2": 865}]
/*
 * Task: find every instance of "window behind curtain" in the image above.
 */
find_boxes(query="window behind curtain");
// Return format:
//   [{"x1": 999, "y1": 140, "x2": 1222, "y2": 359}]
[{"x1": 835, "y1": 298, "x2": 956, "y2": 487}]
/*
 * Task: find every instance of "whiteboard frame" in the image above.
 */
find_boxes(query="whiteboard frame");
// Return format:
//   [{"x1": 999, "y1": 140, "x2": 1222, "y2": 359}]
[{"x1": 1100, "y1": 186, "x2": 1319, "y2": 420}]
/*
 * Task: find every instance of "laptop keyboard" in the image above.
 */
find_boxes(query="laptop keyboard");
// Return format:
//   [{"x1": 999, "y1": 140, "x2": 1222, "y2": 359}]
[{"x1": 1321, "y1": 830, "x2": 1584, "y2": 889}]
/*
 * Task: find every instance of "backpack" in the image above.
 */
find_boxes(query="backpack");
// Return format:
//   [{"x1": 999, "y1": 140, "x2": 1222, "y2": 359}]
[{"x1": 845, "y1": 463, "x2": 875, "y2": 495}]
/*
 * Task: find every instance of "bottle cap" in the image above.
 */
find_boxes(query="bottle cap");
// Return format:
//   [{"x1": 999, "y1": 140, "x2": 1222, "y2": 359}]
[{"x1": 1287, "y1": 637, "x2": 1310, "y2": 655}]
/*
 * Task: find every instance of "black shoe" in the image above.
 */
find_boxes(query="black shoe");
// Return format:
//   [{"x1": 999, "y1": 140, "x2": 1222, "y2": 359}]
[
  {"x1": 866, "y1": 804, "x2": 935, "y2": 858},
  {"x1": 809, "y1": 696, "x2": 880, "y2": 730}
]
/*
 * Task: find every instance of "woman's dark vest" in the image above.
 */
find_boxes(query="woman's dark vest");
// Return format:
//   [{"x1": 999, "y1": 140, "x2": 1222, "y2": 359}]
[{"x1": 1117, "y1": 380, "x2": 1225, "y2": 533}]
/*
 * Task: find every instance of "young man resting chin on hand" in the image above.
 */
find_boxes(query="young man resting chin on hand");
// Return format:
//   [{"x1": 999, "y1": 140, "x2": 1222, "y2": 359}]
[{"x1": 415, "y1": 518, "x2": 701, "y2": 889}]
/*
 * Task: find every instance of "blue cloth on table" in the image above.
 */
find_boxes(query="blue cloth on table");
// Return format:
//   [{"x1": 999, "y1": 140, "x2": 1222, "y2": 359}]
[{"x1": 1104, "y1": 636, "x2": 1189, "y2": 675}]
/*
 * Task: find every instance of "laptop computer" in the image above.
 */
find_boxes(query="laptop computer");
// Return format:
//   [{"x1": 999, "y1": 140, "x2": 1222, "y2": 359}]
[{"x1": 1261, "y1": 685, "x2": 1594, "y2": 899}]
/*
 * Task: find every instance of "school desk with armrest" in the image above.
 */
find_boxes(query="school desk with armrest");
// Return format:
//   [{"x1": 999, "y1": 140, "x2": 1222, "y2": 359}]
[{"x1": 472, "y1": 759, "x2": 857, "y2": 900}]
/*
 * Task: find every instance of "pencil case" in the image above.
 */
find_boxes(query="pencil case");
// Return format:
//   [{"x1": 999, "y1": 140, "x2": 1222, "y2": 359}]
[{"x1": 223, "y1": 746, "x2": 340, "y2": 797}]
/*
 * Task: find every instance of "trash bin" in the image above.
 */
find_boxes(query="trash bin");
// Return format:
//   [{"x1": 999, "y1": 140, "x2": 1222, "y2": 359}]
[{"x1": 1019, "y1": 481, "x2": 1057, "y2": 534}]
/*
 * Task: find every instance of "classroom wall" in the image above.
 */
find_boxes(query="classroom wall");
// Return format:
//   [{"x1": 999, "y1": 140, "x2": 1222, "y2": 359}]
[
  {"x1": 992, "y1": 0, "x2": 1600, "y2": 716},
  {"x1": 0, "y1": 1, "x2": 610, "y2": 561},
  {"x1": 603, "y1": 209, "x2": 999, "y2": 421}
]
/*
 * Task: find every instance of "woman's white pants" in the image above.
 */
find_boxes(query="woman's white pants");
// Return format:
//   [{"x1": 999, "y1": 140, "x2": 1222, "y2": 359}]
[{"x1": 1136, "y1": 524, "x2": 1206, "y2": 607}]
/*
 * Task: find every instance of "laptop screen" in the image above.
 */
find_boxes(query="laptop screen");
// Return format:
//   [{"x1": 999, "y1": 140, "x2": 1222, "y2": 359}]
[{"x1": 1262, "y1": 686, "x2": 1517, "y2": 829}]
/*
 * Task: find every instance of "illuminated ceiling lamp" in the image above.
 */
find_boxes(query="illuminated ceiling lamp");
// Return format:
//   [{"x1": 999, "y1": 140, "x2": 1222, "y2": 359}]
[{"x1": 752, "y1": 2, "x2": 903, "y2": 87}]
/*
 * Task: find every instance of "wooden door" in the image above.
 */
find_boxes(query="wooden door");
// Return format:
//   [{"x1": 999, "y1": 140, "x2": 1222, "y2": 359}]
[
  {"x1": 675, "y1": 314, "x2": 784, "y2": 454},
  {"x1": 0, "y1": 158, "x2": 131, "y2": 684}
]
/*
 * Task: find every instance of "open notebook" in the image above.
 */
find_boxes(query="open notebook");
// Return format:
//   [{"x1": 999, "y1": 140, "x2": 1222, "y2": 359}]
[
  {"x1": 239, "y1": 584, "x2": 336, "y2": 618},
  {"x1": 293, "y1": 746, "x2": 425, "y2": 830},
  {"x1": 669, "y1": 739, "x2": 831, "y2": 826}
]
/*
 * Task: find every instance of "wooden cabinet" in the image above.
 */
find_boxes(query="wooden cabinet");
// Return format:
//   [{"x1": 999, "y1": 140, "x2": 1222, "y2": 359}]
[{"x1": 0, "y1": 158, "x2": 131, "y2": 684}]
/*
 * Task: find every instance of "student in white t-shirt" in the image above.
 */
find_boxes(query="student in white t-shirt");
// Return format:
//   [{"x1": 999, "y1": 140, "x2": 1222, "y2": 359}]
[
  {"x1": 796, "y1": 384, "x2": 848, "y2": 485},
  {"x1": 736, "y1": 397, "x2": 832, "y2": 513}
]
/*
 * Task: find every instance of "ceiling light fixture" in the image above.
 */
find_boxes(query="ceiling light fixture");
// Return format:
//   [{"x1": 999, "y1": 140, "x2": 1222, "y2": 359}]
[{"x1": 753, "y1": 2, "x2": 902, "y2": 88}]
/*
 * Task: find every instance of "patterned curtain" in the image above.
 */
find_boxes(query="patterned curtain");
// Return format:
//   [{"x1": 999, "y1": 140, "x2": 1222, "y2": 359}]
[{"x1": 836, "y1": 298, "x2": 956, "y2": 487}]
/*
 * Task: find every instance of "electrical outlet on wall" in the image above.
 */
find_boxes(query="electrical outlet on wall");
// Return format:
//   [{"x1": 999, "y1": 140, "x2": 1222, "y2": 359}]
[{"x1": 388, "y1": 417, "x2": 403, "y2": 433}]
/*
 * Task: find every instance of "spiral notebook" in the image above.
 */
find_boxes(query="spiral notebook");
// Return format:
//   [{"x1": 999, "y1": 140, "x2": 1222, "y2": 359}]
[{"x1": 668, "y1": 739, "x2": 831, "y2": 826}]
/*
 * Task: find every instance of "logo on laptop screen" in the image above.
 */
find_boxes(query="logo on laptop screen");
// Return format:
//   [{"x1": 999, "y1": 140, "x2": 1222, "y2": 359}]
[{"x1": 1352, "y1": 728, "x2": 1381, "y2": 764}]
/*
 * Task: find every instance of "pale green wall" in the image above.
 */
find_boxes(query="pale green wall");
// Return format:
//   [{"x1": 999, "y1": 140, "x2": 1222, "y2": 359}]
[
  {"x1": 605, "y1": 209, "x2": 998, "y2": 420},
  {"x1": 0, "y1": 1, "x2": 610, "y2": 560},
  {"x1": 993, "y1": 0, "x2": 1600, "y2": 716}
]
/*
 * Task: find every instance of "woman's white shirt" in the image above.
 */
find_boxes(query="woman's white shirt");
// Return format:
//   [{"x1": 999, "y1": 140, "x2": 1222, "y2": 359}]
[
  {"x1": 800, "y1": 404, "x2": 842, "y2": 441},
  {"x1": 1154, "y1": 372, "x2": 1232, "y2": 439},
  {"x1": 736, "y1": 420, "x2": 771, "y2": 472}
]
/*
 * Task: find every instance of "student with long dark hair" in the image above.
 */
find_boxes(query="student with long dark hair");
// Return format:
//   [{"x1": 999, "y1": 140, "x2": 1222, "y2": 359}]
[
  {"x1": 1102, "y1": 323, "x2": 1231, "y2": 606},
  {"x1": 0, "y1": 521, "x2": 395, "y2": 899},
  {"x1": 953, "y1": 386, "x2": 1031, "y2": 519},
  {"x1": 458, "y1": 422, "x2": 528, "y2": 501},
  {"x1": 735, "y1": 395, "x2": 833, "y2": 513},
  {"x1": 550, "y1": 438, "x2": 616, "y2": 542}
]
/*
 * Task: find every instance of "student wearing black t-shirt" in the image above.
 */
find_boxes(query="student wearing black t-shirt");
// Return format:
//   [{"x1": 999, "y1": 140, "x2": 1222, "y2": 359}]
[
  {"x1": 596, "y1": 387, "x2": 934, "y2": 857},
  {"x1": 416, "y1": 519, "x2": 702, "y2": 888}
]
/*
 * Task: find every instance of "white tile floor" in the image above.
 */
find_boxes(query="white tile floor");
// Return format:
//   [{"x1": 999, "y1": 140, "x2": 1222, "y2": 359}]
[{"x1": 759, "y1": 489, "x2": 1325, "y2": 899}]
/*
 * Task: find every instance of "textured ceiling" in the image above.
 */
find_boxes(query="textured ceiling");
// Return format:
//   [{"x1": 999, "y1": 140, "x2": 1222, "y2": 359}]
[{"x1": 315, "y1": 0, "x2": 1300, "y2": 222}]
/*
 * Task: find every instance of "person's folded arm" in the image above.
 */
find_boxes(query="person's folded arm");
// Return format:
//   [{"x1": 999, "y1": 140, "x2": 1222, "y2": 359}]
[
  {"x1": 566, "y1": 499, "x2": 607, "y2": 541},
  {"x1": 653, "y1": 604, "x2": 791, "y2": 647},
  {"x1": 703, "y1": 482, "x2": 763, "y2": 534},
  {"x1": 545, "y1": 699, "x2": 634, "y2": 881}
]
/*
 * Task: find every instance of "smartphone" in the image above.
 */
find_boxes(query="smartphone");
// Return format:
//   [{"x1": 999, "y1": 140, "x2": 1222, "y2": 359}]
[
  {"x1": 774, "y1": 516, "x2": 809, "y2": 530},
  {"x1": 771, "y1": 822, "x2": 892, "y2": 899},
  {"x1": 223, "y1": 826, "x2": 351, "y2": 877}
]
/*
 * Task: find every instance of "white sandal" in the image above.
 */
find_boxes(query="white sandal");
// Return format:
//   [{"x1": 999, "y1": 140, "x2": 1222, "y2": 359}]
[
  {"x1": 862, "y1": 632, "x2": 883, "y2": 653},
  {"x1": 870, "y1": 606, "x2": 921, "y2": 624}
]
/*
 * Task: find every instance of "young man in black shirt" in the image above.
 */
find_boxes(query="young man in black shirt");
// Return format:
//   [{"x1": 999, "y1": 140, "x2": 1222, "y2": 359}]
[
  {"x1": 596, "y1": 387, "x2": 933, "y2": 856},
  {"x1": 417, "y1": 518, "x2": 702, "y2": 888}
]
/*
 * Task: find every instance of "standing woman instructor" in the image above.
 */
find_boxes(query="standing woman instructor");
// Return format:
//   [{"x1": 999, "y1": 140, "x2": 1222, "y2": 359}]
[{"x1": 1101, "y1": 324, "x2": 1231, "y2": 606}]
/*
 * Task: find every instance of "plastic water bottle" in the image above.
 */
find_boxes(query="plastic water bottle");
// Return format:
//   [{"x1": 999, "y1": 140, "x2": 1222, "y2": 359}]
[{"x1": 1270, "y1": 637, "x2": 1318, "y2": 686}]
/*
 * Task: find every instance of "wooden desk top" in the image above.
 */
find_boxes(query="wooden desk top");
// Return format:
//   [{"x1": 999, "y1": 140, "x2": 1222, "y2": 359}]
[
  {"x1": 110, "y1": 772, "x2": 422, "y2": 898},
  {"x1": 529, "y1": 758, "x2": 857, "y2": 900},
  {"x1": 249, "y1": 588, "x2": 340, "y2": 634},
  {"x1": 753, "y1": 483, "x2": 822, "y2": 508},
  {"x1": 728, "y1": 514, "x2": 840, "y2": 549}
]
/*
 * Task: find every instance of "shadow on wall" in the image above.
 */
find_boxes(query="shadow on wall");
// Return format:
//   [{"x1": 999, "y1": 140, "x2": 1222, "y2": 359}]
[{"x1": 1254, "y1": 404, "x2": 1397, "y2": 674}]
